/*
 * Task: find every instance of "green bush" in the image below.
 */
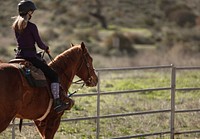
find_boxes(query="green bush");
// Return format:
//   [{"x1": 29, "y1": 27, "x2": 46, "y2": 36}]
[
  {"x1": 104, "y1": 32, "x2": 136, "y2": 56},
  {"x1": 165, "y1": 4, "x2": 197, "y2": 27}
]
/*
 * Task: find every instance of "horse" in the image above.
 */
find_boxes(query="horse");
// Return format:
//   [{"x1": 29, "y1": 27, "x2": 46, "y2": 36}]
[{"x1": 0, "y1": 42, "x2": 98, "y2": 139}]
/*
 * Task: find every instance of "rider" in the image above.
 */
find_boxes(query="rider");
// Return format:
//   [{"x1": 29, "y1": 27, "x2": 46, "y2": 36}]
[{"x1": 12, "y1": 0, "x2": 68, "y2": 113}]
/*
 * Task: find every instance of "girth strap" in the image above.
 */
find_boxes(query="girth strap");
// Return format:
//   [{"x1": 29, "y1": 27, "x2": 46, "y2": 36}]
[{"x1": 37, "y1": 99, "x2": 53, "y2": 121}]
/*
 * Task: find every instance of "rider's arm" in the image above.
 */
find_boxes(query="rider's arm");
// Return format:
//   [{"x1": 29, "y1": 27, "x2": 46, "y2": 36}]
[{"x1": 30, "y1": 23, "x2": 49, "y2": 51}]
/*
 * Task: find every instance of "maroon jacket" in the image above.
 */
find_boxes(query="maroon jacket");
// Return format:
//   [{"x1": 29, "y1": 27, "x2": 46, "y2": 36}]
[{"x1": 15, "y1": 21, "x2": 48, "y2": 58}]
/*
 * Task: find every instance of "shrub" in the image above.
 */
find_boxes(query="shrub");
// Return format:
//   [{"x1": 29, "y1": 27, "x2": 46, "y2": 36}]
[
  {"x1": 164, "y1": 4, "x2": 197, "y2": 27},
  {"x1": 157, "y1": 0, "x2": 175, "y2": 12},
  {"x1": 104, "y1": 32, "x2": 136, "y2": 56},
  {"x1": 125, "y1": 33, "x2": 155, "y2": 45}
]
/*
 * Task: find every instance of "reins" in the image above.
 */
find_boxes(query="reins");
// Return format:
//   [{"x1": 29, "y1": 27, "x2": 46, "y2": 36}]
[{"x1": 68, "y1": 83, "x2": 85, "y2": 97}]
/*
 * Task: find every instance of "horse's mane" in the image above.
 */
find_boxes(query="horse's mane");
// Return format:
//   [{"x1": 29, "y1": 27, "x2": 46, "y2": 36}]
[{"x1": 49, "y1": 45, "x2": 82, "y2": 74}]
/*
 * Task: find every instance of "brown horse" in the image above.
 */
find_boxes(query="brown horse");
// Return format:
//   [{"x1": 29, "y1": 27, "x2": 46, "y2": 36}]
[{"x1": 0, "y1": 42, "x2": 98, "y2": 139}]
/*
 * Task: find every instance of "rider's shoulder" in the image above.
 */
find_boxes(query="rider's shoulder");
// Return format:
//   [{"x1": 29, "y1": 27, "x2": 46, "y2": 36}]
[{"x1": 27, "y1": 22, "x2": 37, "y2": 29}]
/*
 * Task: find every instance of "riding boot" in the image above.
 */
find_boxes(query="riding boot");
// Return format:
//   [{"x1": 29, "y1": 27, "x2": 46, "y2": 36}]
[{"x1": 51, "y1": 83, "x2": 68, "y2": 113}]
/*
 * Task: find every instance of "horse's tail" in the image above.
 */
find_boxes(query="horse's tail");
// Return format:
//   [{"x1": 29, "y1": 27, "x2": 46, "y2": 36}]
[{"x1": 19, "y1": 119, "x2": 23, "y2": 132}]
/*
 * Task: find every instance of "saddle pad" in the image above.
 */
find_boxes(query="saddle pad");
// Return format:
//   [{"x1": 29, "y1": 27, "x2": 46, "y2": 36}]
[{"x1": 9, "y1": 59, "x2": 48, "y2": 87}]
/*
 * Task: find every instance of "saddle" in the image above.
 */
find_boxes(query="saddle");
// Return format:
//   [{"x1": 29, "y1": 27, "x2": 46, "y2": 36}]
[{"x1": 9, "y1": 59, "x2": 48, "y2": 87}]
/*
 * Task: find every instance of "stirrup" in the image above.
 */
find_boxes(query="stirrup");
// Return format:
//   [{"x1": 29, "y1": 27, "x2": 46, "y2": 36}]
[{"x1": 54, "y1": 99, "x2": 68, "y2": 113}]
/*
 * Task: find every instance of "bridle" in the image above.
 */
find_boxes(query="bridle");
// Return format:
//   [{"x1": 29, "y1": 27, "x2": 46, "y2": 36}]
[
  {"x1": 65, "y1": 51, "x2": 96, "y2": 97},
  {"x1": 75, "y1": 52, "x2": 95, "y2": 85}
]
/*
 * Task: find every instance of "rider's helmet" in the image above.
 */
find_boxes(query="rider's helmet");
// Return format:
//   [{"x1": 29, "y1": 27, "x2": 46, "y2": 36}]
[{"x1": 18, "y1": 0, "x2": 37, "y2": 16}]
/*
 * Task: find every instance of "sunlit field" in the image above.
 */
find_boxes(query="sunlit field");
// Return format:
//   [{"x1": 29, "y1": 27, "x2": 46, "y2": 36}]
[{"x1": 1, "y1": 0, "x2": 200, "y2": 138}]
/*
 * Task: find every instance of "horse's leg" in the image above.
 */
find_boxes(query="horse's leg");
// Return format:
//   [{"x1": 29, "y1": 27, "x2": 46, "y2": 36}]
[
  {"x1": 0, "y1": 65, "x2": 23, "y2": 133},
  {"x1": 0, "y1": 114, "x2": 16, "y2": 133},
  {"x1": 0, "y1": 101, "x2": 19, "y2": 132},
  {"x1": 0, "y1": 119, "x2": 13, "y2": 133},
  {"x1": 0, "y1": 90, "x2": 21, "y2": 133},
  {"x1": 34, "y1": 114, "x2": 62, "y2": 139},
  {"x1": 45, "y1": 117, "x2": 61, "y2": 139},
  {"x1": 34, "y1": 120, "x2": 47, "y2": 139}
]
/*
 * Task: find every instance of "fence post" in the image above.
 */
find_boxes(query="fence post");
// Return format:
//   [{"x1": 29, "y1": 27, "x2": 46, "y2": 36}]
[
  {"x1": 12, "y1": 119, "x2": 15, "y2": 139},
  {"x1": 96, "y1": 71, "x2": 100, "y2": 139},
  {"x1": 170, "y1": 65, "x2": 176, "y2": 139}
]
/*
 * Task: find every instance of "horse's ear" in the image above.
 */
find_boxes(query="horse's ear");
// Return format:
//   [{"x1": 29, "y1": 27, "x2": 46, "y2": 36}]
[
  {"x1": 71, "y1": 43, "x2": 74, "y2": 47},
  {"x1": 81, "y1": 42, "x2": 85, "y2": 50}
]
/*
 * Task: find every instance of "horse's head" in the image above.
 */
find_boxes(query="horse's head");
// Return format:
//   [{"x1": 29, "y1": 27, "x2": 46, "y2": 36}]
[
  {"x1": 74, "y1": 42, "x2": 98, "y2": 87},
  {"x1": 49, "y1": 42, "x2": 98, "y2": 89}
]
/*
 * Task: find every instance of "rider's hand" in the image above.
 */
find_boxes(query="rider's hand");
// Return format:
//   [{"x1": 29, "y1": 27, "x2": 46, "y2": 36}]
[
  {"x1": 45, "y1": 47, "x2": 50, "y2": 54},
  {"x1": 46, "y1": 49, "x2": 50, "y2": 54}
]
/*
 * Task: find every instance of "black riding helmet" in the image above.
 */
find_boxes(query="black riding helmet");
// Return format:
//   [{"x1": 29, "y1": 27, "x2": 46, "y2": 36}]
[{"x1": 18, "y1": 0, "x2": 37, "y2": 16}]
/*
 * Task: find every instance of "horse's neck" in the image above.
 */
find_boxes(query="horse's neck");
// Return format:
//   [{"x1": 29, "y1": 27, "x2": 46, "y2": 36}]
[{"x1": 48, "y1": 51, "x2": 80, "y2": 92}]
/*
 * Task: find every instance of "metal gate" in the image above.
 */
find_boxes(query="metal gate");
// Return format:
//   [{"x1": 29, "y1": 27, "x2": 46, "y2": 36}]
[{"x1": 8, "y1": 65, "x2": 200, "y2": 139}]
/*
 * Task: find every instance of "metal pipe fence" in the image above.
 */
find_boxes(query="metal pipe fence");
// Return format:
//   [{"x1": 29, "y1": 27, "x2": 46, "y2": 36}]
[{"x1": 8, "y1": 65, "x2": 200, "y2": 139}]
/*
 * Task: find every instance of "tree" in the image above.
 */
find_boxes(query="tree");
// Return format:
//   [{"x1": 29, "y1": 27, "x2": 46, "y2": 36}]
[{"x1": 89, "y1": 0, "x2": 108, "y2": 29}]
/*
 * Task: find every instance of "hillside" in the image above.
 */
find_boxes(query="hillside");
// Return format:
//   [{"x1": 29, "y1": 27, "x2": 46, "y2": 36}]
[{"x1": 0, "y1": 0, "x2": 200, "y2": 67}]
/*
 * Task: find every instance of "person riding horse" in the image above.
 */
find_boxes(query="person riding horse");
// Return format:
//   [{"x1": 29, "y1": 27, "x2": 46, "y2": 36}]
[{"x1": 12, "y1": 0, "x2": 68, "y2": 113}]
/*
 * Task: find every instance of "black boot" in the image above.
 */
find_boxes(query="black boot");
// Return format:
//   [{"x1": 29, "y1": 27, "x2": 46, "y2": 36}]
[
  {"x1": 51, "y1": 83, "x2": 69, "y2": 113},
  {"x1": 54, "y1": 98, "x2": 69, "y2": 113}
]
